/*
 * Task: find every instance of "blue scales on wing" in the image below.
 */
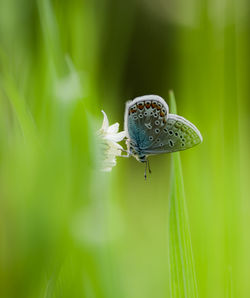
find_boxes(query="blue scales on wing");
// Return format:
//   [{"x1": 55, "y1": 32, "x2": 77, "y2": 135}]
[
  {"x1": 125, "y1": 95, "x2": 202, "y2": 157},
  {"x1": 125, "y1": 95, "x2": 169, "y2": 152}
]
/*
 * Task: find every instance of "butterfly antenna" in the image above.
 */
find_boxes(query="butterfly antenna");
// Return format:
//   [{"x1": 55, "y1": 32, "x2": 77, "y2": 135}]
[{"x1": 148, "y1": 158, "x2": 152, "y2": 174}]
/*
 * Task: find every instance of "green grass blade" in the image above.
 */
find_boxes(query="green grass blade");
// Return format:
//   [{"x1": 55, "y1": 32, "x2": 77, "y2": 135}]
[{"x1": 168, "y1": 91, "x2": 198, "y2": 298}]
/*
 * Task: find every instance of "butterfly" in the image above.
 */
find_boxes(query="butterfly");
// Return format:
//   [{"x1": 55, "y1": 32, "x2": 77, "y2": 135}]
[{"x1": 124, "y1": 95, "x2": 203, "y2": 178}]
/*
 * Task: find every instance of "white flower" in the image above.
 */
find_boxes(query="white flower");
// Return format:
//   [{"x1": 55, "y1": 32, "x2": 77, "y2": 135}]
[{"x1": 97, "y1": 111, "x2": 126, "y2": 172}]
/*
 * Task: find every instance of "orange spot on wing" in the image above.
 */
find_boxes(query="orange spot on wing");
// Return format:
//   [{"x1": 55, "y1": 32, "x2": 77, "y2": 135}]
[
  {"x1": 160, "y1": 111, "x2": 165, "y2": 117},
  {"x1": 137, "y1": 102, "x2": 144, "y2": 110}
]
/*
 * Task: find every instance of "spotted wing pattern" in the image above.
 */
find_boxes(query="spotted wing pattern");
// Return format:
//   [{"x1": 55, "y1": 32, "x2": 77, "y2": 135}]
[
  {"x1": 125, "y1": 95, "x2": 169, "y2": 150},
  {"x1": 124, "y1": 95, "x2": 202, "y2": 158},
  {"x1": 142, "y1": 114, "x2": 203, "y2": 155}
]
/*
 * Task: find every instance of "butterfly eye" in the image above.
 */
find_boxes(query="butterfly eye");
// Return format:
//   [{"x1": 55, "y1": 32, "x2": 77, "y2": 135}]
[
  {"x1": 169, "y1": 140, "x2": 174, "y2": 147},
  {"x1": 155, "y1": 128, "x2": 160, "y2": 134},
  {"x1": 149, "y1": 136, "x2": 154, "y2": 141},
  {"x1": 156, "y1": 138, "x2": 160, "y2": 142},
  {"x1": 154, "y1": 113, "x2": 158, "y2": 118},
  {"x1": 145, "y1": 101, "x2": 151, "y2": 108},
  {"x1": 144, "y1": 112, "x2": 148, "y2": 116},
  {"x1": 175, "y1": 132, "x2": 178, "y2": 136},
  {"x1": 169, "y1": 130, "x2": 173, "y2": 135},
  {"x1": 139, "y1": 114, "x2": 143, "y2": 118},
  {"x1": 163, "y1": 128, "x2": 168, "y2": 133},
  {"x1": 155, "y1": 120, "x2": 160, "y2": 125},
  {"x1": 133, "y1": 115, "x2": 138, "y2": 120}
]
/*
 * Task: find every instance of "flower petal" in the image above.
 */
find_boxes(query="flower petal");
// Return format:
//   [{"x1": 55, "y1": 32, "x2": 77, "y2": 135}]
[
  {"x1": 105, "y1": 131, "x2": 126, "y2": 143},
  {"x1": 101, "y1": 110, "x2": 109, "y2": 131},
  {"x1": 102, "y1": 158, "x2": 117, "y2": 172},
  {"x1": 107, "y1": 122, "x2": 119, "y2": 134},
  {"x1": 98, "y1": 110, "x2": 126, "y2": 172},
  {"x1": 107, "y1": 146, "x2": 122, "y2": 156}
]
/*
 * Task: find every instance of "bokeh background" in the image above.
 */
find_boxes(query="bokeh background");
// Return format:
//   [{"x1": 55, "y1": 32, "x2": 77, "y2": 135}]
[{"x1": 0, "y1": 0, "x2": 250, "y2": 297}]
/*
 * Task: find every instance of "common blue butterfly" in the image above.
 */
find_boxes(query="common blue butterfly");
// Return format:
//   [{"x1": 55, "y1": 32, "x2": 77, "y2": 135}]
[{"x1": 124, "y1": 95, "x2": 202, "y2": 178}]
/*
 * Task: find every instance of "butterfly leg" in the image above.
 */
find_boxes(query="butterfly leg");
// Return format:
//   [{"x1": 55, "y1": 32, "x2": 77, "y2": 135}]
[
  {"x1": 144, "y1": 158, "x2": 152, "y2": 180},
  {"x1": 121, "y1": 148, "x2": 131, "y2": 158}
]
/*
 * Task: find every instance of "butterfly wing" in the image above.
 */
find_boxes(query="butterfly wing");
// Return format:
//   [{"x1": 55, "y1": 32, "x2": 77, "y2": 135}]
[
  {"x1": 142, "y1": 114, "x2": 203, "y2": 155},
  {"x1": 125, "y1": 95, "x2": 169, "y2": 150}
]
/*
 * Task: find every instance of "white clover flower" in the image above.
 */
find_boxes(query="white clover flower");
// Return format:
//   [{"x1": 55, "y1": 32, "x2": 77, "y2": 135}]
[{"x1": 97, "y1": 111, "x2": 126, "y2": 172}]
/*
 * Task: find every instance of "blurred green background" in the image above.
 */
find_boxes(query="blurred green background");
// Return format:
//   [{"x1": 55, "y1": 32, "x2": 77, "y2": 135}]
[{"x1": 0, "y1": 0, "x2": 249, "y2": 297}]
